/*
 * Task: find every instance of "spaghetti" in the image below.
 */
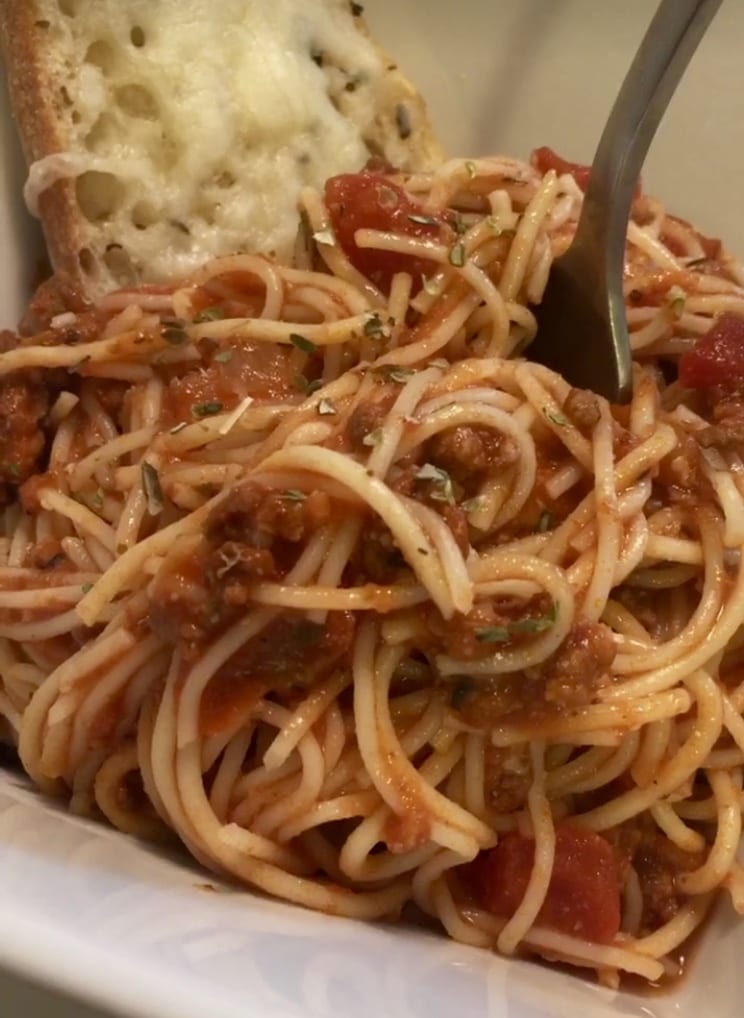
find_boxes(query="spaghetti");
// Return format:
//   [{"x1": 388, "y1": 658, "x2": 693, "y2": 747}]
[{"x1": 2, "y1": 148, "x2": 744, "y2": 986}]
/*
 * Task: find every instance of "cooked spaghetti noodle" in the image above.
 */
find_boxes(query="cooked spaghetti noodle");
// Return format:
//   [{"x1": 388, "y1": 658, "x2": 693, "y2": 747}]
[{"x1": 3, "y1": 148, "x2": 744, "y2": 986}]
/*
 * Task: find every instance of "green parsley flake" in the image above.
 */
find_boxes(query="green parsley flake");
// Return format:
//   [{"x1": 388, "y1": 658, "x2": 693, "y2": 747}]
[
  {"x1": 373, "y1": 364, "x2": 415, "y2": 384},
  {"x1": 290, "y1": 333, "x2": 317, "y2": 355},
  {"x1": 193, "y1": 306, "x2": 225, "y2": 324},
  {"x1": 281, "y1": 490, "x2": 307, "y2": 502},
  {"x1": 161, "y1": 322, "x2": 189, "y2": 345},
  {"x1": 476, "y1": 603, "x2": 558, "y2": 644},
  {"x1": 462, "y1": 495, "x2": 487, "y2": 514},
  {"x1": 362, "y1": 428, "x2": 383, "y2": 447},
  {"x1": 415, "y1": 462, "x2": 455, "y2": 504},
  {"x1": 81, "y1": 582, "x2": 94, "y2": 595},
  {"x1": 545, "y1": 409, "x2": 568, "y2": 427},
  {"x1": 364, "y1": 313, "x2": 386, "y2": 337},
  {"x1": 214, "y1": 349, "x2": 233, "y2": 363},
  {"x1": 537, "y1": 510, "x2": 554, "y2": 533},
  {"x1": 141, "y1": 461, "x2": 164, "y2": 514},
  {"x1": 449, "y1": 242, "x2": 466, "y2": 268},
  {"x1": 192, "y1": 401, "x2": 224, "y2": 418},
  {"x1": 475, "y1": 626, "x2": 511, "y2": 644},
  {"x1": 668, "y1": 293, "x2": 686, "y2": 320}
]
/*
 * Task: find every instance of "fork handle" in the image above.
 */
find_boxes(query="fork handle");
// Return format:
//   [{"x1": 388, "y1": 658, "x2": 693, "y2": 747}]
[
  {"x1": 565, "y1": 0, "x2": 723, "y2": 401},
  {"x1": 579, "y1": 0, "x2": 723, "y2": 260}
]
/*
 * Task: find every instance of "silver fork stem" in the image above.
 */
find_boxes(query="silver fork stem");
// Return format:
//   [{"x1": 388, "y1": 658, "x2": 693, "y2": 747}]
[{"x1": 579, "y1": 0, "x2": 723, "y2": 391}]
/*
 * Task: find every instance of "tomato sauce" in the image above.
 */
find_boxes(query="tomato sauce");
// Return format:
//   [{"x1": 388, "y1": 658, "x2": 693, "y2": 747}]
[
  {"x1": 199, "y1": 612, "x2": 355, "y2": 735},
  {"x1": 162, "y1": 341, "x2": 297, "y2": 425}
]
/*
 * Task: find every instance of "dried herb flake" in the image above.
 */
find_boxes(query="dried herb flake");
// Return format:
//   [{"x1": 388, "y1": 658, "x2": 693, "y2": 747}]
[
  {"x1": 537, "y1": 510, "x2": 554, "y2": 533},
  {"x1": 318, "y1": 398, "x2": 337, "y2": 416},
  {"x1": 290, "y1": 332, "x2": 318, "y2": 355},
  {"x1": 373, "y1": 364, "x2": 414, "y2": 384},
  {"x1": 415, "y1": 462, "x2": 454, "y2": 504},
  {"x1": 193, "y1": 306, "x2": 225, "y2": 324},
  {"x1": 545, "y1": 409, "x2": 568, "y2": 427},
  {"x1": 449, "y1": 242, "x2": 466, "y2": 268},
  {"x1": 362, "y1": 428, "x2": 383, "y2": 447},
  {"x1": 192, "y1": 401, "x2": 224, "y2": 418},
  {"x1": 141, "y1": 461, "x2": 164, "y2": 514},
  {"x1": 408, "y1": 213, "x2": 440, "y2": 226}
]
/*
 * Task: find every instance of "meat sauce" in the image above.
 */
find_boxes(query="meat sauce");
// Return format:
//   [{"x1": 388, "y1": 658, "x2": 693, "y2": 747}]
[
  {"x1": 18, "y1": 271, "x2": 91, "y2": 335},
  {"x1": 147, "y1": 481, "x2": 352, "y2": 734},
  {"x1": 0, "y1": 372, "x2": 49, "y2": 493},
  {"x1": 0, "y1": 274, "x2": 120, "y2": 503},
  {"x1": 451, "y1": 619, "x2": 617, "y2": 729},
  {"x1": 200, "y1": 611, "x2": 355, "y2": 736},
  {"x1": 149, "y1": 482, "x2": 335, "y2": 649}
]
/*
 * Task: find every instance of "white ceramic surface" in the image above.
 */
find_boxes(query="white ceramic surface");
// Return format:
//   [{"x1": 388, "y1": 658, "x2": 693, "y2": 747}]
[{"x1": 1, "y1": 2, "x2": 743, "y2": 1016}]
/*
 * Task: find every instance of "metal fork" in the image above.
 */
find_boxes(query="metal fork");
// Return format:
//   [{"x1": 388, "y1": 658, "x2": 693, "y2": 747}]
[{"x1": 527, "y1": 0, "x2": 722, "y2": 404}]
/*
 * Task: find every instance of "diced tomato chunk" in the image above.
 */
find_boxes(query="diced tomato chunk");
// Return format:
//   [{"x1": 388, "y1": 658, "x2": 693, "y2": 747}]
[
  {"x1": 324, "y1": 171, "x2": 453, "y2": 292},
  {"x1": 532, "y1": 146, "x2": 641, "y2": 198},
  {"x1": 532, "y1": 146, "x2": 592, "y2": 191},
  {"x1": 679, "y1": 312, "x2": 744, "y2": 392},
  {"x1": 471, "y1": 824, "x2": 621, "y2": 944}
]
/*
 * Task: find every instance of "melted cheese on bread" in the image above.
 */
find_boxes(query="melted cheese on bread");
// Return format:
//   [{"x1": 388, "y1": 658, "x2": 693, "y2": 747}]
[{"x1": 2, "y1": 0, "x2": 441, "y2": 295}]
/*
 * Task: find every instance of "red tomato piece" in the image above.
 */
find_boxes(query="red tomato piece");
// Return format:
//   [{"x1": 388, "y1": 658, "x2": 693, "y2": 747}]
[
  {"x1": 532, "y1": 146, "x2": 592, "y2": 191},
  {"x1": 532, "y1": 146, "x2": 641, "y2": 198},
  {"x1": 324, "y1": 171, "x2": 452, "y2": 292},
  {"x1": 472, "y1": 824, "x2": 621, "y2": 944},
  {"x1": 679, "y1": 312, "x2": 744, "y2": 393}
]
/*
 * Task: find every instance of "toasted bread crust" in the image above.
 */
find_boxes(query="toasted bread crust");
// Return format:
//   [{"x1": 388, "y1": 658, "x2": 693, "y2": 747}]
[
  {"x1": 0, "y1": 1, "x2": 87, "y2": 289},
  {"x1": 0, "y1": 1, "x2": 443, "y2": 298}
]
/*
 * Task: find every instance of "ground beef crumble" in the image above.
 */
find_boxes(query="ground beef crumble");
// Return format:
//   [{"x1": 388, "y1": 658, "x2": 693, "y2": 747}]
[
  {"x1": 450, "y1": 619, "x2": 616, "y2": 728},
  {"x1": 148, "y1": 482, "x2": 333, "y2": 654}
]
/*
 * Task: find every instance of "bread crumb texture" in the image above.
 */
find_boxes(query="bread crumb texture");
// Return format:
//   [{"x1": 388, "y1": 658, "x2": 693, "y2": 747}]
[{"x1": 17, "y1": 0, "x2": 441, "y2": 294}]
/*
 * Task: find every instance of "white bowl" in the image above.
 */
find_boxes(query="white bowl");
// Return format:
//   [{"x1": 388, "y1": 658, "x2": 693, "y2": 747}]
[{"x1": 0, "y1": 2, "x2": 741, "y2": 1016}]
